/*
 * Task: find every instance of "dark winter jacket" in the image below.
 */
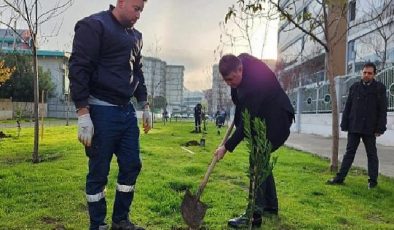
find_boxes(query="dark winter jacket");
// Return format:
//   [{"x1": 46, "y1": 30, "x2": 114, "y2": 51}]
[
  {"x1": 225, "y1": 53, "x2": 295, "y2": 152},
  {"x1": 68, "y1": 5, "x2": 147, "y2": 108},
  {"x1": 340, "y1": 79, "x2": 387, "y2": 135},
  {"x1": 194, "y1": 104, "x2": 202, "y2": 118}
]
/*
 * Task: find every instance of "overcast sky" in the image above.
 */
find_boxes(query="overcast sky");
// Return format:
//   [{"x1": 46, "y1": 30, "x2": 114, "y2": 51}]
[{"x1": 27, "y1": 0, "x2": 278, "y2": 90}]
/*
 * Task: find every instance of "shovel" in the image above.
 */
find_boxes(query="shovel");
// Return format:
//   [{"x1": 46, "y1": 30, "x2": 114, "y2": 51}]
[{"x1": 181, "y1": 120, "x2": 235, "y2": 229}]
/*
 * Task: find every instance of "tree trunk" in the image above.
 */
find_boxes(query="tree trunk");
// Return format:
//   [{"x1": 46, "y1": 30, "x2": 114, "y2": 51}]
[
  {"x1": 383, "y1": 39, "x2": 387, "y2": 69},
  {"x1": 32, "y1": 39, "x2": 40, "y2": 163},
  {"x1": 32, "y1": 2, "x2": 40, "y2": 163},
  {"x1": 326, "y1": 52, "x2": 339, "y2": 171}
]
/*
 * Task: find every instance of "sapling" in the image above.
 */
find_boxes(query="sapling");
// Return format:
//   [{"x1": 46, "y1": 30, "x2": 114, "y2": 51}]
[{"x1": 243, "y1": 110, "x2": 277, "y2": 229}]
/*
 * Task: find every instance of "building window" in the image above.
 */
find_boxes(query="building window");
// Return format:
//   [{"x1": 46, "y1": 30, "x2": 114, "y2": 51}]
[
  {"x1": 348, "y1": 40, "x2": 355, "y2": 61},
  {"x1": 349, "y1": 1, "x2": 356, "y2": 21}
]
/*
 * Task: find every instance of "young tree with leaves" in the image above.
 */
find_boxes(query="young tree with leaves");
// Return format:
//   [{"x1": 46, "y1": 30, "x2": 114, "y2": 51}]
[{"x1": 243, "y1": 110, "x2": 276, "y2": 229}]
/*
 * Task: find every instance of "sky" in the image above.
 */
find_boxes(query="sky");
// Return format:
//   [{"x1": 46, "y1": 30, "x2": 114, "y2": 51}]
[{"x1": 8, "y1": 0, "x2": 278, "y2": 91}]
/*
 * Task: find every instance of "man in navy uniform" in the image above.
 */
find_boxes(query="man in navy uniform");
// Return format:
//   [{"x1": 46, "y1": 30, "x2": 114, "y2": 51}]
[{"x1": 69, "y1": 0, "x2": 150, "y2": 229}]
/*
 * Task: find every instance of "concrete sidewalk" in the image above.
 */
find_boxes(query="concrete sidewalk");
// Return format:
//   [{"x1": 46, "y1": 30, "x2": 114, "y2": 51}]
[{"x1": 285, "y1": 132, "x2": 394, "y2": 178}]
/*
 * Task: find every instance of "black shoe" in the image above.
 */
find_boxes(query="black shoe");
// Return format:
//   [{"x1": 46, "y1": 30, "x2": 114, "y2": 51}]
[
  {"x1": 111, "y1": 220, "x2": 144, "y2": 230},
  {"x1": 326, "y1": 177, "x2": 344, "y2": 185},
  {"x1": 368, "y1": 180, "x2": 378, "y2": 189},
  {"x1": 228, "y1": 213, "x2": 262, "y2": 228}
]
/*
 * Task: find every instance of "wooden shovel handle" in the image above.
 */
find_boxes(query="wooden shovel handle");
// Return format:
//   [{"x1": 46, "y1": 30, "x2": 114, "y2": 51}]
[{"x1": 195, "y1": 120, "x2": 235, "y2": 199}]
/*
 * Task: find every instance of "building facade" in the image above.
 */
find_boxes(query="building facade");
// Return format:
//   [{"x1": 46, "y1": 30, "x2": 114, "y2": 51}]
[
  {"x1": 0, "y1": 29, "x2": 31, "y2": 50},
  {"x1": 1, "y1": 28, "x2": 71, "y2": 118},
  {"x1": 183, "y1": 89, "x2": 205, "y2": 115},
  {"x1": 203, "y1": 88, "x2": 213, "y2": 115},
  {"x1": 165, "y1": 65, "x2": 184, "y2": 113},
  {"x1": 0, "y1": 29, "x2": 69, "y2": 101},
  {"x1": 142, "y1": 56, "x2": 167, "y2": 98},
  {"x1": 346, "y1": 0, "x2": 394, "y2": 73},
  {"x1": 142, "y1": 57, "x2": 185, "y2": 114},
  {"x1": 211, "y1": 64, "x2": 232, "y2": 116},
  {"x1": 276, "y1": 0, "x2": 346, "y2": 91}
]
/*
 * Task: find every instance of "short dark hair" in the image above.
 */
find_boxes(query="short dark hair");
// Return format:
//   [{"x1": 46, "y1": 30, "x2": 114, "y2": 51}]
[
  {"x1": 363, "y1": 62, "x2": 377, "y2": 74},
  {"x1": 218, "y1": 54, "x2": 241, "y2": 77}
]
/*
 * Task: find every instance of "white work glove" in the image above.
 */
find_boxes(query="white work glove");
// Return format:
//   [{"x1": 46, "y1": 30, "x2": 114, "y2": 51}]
[
  {"x1": 78, "y1": 113, "x2": 94, "y2": 147},
  {"x1": 142, "y1": 109, "x2": 152, "y2": 134}
]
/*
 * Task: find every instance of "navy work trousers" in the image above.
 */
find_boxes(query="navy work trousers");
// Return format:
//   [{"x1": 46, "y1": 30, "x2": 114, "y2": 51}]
[{"x1": 85, "y1": 104, "x2": 141, "y2": 230}]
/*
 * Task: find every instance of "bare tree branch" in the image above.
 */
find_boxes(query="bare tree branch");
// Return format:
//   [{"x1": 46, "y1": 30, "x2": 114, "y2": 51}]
[
  {"x1": 3, "y1": 0, "x2": 29, "y2": 23},
  {"x1": 270, "y1": 0, "x2": 329, "y2": 51},
  {"x1": 37, "y1": 0, "x2": 72, "y2": 25}
]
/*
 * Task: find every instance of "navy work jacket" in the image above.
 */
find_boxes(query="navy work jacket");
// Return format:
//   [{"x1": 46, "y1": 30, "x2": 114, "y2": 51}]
[{"x1": 69, "y1": 6, "x2": 147, "y2": 108}]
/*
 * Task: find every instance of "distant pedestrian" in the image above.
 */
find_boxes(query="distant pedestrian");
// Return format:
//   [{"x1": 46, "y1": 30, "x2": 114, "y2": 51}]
[
  {"x1": 215, "y1": 110, "x2": 225, "y2": 128},
  {"x1": 162, "y1": 109, "x2": 169, "y2": 124},
  {"x1": 194, "y1": 103, "x2": 202, "y2": 133},
  {"x1": 327, "y1": 62, "x2": 387, "y2": 189}
]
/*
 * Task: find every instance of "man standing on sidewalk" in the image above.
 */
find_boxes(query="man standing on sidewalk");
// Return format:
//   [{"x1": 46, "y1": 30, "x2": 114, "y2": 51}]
[
  {"x1": 69, "y1": 0, "x2": 150, "y2": 229},
  {"x1": 327, "y1": 62, "x2": 387, "y2": 189}
]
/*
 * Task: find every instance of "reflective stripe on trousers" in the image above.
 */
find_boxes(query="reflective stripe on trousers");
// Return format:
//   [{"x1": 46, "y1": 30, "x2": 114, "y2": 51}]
[
  {"x1": 86, "y1": 191, "x2": 105, "y2": 203},
  {"x1": 116, "y1": 183, "x2": 135, "y2": 193}
]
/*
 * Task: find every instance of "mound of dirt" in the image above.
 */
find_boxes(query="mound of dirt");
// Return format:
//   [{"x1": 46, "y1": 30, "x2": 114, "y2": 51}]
[
  {"x1": 0, "y1": 131, "x2": 11, "y2": 139},
  {"x1": 182, "y1": 140, "x2": 200, "y2": 147}
]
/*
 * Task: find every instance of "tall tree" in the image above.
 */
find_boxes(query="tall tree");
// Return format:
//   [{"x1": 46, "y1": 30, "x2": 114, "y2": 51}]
[
  {"x1": 0, "y1": 53, "x2": 54, "y2": 101},
  {"x1": 0, "y1": 0, "x2": 72, "y2": 163},
  {"x1": 226, "y1": 0, "x2": 392, "y2": 171}
]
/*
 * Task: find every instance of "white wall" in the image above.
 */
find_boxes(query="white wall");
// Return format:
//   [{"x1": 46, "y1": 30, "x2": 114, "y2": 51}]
[
  {"x1": 291, "y1": 112, "x2": 394, "y2": 146},
  {"x1": 0, "y1": 111, "x2": 12, "y2": 120}
]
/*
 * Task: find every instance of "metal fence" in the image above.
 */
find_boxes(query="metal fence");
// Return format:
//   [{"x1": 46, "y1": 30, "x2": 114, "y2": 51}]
[
  {"x1": 376, "y1": 66, "x2": 394, "y2": 111},
  {"x1": 288, "y1": 66, "x2": 394, "y2": 113}
]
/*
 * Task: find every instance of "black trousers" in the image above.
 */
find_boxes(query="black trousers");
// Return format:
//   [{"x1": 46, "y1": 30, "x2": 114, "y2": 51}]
[
  {"x1": 249, "y1": 110, "x2": 293, "y2": 214},
  {"x1": 254, "y1": 173, "x2": 278, "y2": 213},
  {"x1": 337, "y1": 132, "x2": 379, "y2": 182},
  {"x1": 194, "y1": 116, "x2": 201, "y2": 132}
]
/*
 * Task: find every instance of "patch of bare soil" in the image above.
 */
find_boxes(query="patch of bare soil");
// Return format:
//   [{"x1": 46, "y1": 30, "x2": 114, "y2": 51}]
[
  {"x1": 182, "y1": 140, "x2": 200, "y2": 147},
  {"x1": 0, "y1": 131, "x2": 11, "y2": 139}
]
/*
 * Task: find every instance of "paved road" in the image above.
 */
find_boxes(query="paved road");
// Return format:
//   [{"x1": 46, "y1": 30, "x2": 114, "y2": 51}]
[{"x1": 285, "y1": 132, "x2": 394, "y2": 178}]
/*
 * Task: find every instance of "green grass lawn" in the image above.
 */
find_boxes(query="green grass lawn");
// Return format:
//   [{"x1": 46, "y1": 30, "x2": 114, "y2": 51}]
[{"x1": 0, "y1": 120, "x2": 393, "y2": 229}]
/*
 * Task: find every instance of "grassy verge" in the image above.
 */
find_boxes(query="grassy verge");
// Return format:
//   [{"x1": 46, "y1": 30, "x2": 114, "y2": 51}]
[{"x1": 0, "y1": 120, "x2": 393, "y2": 229}]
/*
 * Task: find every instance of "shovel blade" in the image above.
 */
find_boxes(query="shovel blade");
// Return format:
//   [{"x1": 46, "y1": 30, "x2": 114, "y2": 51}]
[{"x1": 180, "y1": 189, "x2": 208, "y2": 229}]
